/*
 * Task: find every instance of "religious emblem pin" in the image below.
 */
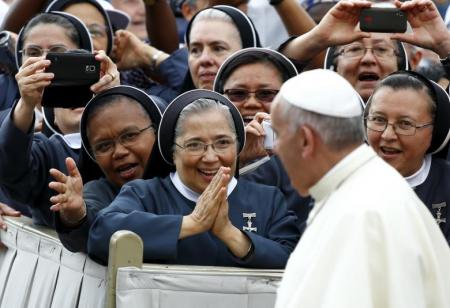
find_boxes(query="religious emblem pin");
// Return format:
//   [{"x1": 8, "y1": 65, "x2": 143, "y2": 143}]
[
  {"x1": 432, "y1": 202, "x2": 447, "y2": 226},
  {"x1": 242, "y1": 213, "x2": 257, "y2": 232}
]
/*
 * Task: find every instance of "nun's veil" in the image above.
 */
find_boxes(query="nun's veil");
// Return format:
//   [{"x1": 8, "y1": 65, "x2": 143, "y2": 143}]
[
  {"x1": 181, "y1": 5, "x2": 261, "y2": 92},
  {"x1": 213, "y1": 47, "x2": 298, "y2": 94},
  {"x1": 78, "y1": 86, "x2": 171, "y2": 184},
  {"x1": 364, "y1": 70, "x2": 450, "y2": 159},
  {"x1": 158, "y1": 89, "x2": 246, "y2": 167}
]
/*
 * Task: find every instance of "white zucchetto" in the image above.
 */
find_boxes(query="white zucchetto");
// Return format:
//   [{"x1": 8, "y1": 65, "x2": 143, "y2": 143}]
[{"x1": 279, "y1": 69, "x2": 363, "y2": 118}]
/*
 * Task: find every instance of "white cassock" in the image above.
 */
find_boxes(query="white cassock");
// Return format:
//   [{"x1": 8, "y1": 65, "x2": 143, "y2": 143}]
[{"x1": 275, "y1": 144, "x2": 450, "y2": 308}]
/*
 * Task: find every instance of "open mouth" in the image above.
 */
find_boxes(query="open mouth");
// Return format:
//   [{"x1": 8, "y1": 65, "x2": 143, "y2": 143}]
[
  {"x1": 199, "y1": 72, "x2": 216, "y2": 79},
  {"x1": 358, "y1": 72, "x2": 379, "y2": 82},
  {"x1": 242, "y1": 116, "x2": 254, "y2": 124},
  {"x1": 116, "y1": 163, "x2": 138, "y2": 178},
  {"x1": 380, "y1": 146, "x2": 401, "y2": 155},
  {"x1": 199, "y1": 169, "x2": 218, "y2": 177}
]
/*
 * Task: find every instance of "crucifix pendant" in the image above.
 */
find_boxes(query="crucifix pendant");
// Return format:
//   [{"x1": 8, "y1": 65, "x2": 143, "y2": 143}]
[{"x1": 242, "y1": 213, "x2": 257, "y2": 232}]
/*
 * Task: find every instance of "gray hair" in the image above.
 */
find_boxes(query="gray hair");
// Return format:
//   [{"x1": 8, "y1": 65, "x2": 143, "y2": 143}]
[
  {"x1": 192, "y1": 7, "x2": 234, "y2": 24},
  {"x1": 173, "y1": 98, "x2": 237, "y2": 149},
  {"x1": 277, "y1": 98, "x2": 364, "y2": 151}
]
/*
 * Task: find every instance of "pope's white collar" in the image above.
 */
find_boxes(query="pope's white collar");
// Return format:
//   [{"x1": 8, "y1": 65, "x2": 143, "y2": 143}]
[{"x1": 170, "y1": 171, "x2": 238, "y2": 202}]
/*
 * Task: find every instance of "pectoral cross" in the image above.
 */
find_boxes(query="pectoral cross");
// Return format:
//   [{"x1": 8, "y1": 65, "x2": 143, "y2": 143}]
[
  {"x1": 432, "y1": 202, "x2": 447, "y2": 226},
  {"x1": 242, "y1": 213, "x2": 257, "y2": 232}
]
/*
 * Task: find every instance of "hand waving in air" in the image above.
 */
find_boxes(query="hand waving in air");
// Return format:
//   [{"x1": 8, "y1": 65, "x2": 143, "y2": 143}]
[{"x1": 49, "y1": 157, "x2": 86, "y2": 227}]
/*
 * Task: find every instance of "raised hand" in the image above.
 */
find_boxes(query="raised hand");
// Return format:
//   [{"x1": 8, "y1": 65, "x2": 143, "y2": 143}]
[
  {"x1": 314, "y1": 0, "x2": 372, "y2": 47},
  {"x1": 15, "y1": 56, "x2": 53, "y2": 109},
  {"x1": 180, "y1": 167, "x2": 231, "y2": 238},
  {"x1": 113, "y1": 30, "x2": 148, "y2": 70},
  {"x1": 211, "y1": 197, "x2": 252, "y2": 259},
  {"x1": 113, "y1": 30, "x2": 168, "y2": 72},
  {"x1": 90, "y1": 50, "x2": 120, "y2": 93},
  {"x1": 49, "y1": 157, "x2": 86, "y2": 227},
  {"x1": 391, "y1": 0, "x2": 450, "y2": 58},
  {"x1": 239, "y1": 112, "x2": 271, "y2": 165}
]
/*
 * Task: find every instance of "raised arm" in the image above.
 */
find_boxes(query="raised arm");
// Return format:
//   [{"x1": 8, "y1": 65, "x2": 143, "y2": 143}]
[
  {"x1": 0, "y1": 0, "x2": 46, "y2": 32},
  {"x1": 391, "y1": 0, "x2": 450, "y2": 58},
  {"x1": 144, "y1": 0, "x2": 179, "y2": 53},
  {"x1": 271, "y1": 0, "x2": 325, "y2": 68},
  {"x1": 281, "y1": 0, "x2": 371, "y2": 64}
]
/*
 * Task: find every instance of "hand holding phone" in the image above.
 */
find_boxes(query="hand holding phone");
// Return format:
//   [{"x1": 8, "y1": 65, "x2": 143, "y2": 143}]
[{"x1": 360, "y1": 8, "x2": 407, "y2": 33}]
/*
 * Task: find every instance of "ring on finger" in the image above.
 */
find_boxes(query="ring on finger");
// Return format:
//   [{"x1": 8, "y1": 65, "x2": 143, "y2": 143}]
[{"x1": 107, "y1": 72, "x2": 116, "y2": 80}]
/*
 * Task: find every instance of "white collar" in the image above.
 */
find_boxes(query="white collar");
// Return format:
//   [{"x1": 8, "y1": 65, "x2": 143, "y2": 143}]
[
  {"x1": 170, "y1": 171, "x2": 238, "y2": 202},
  {"x1": 55, "y1": 133, "x2": 82, "y2": 150},
  {"x1": 405, "y1": 154, "x2": 432, "y2": 188},
  {"x1": 309, "y1": 144, "x2": 376, "y2": 202},
  {"x1": 307, "y1": 144, "x2": 376, "y2": 226}
]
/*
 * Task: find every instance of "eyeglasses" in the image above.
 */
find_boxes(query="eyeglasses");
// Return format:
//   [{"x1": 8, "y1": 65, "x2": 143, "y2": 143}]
[
  {"x1": 337, "y1": 44, "x2": 397, "y2": 59},
  {"x1": 92, "y1": 125, "x2": 154, "y2": 156},
  {"x1": 224, "y1": 89, "x2": 279, "y2": 103},
  {"x1": 87, "y1": 24, "x2": 108, "y2": 39},
  {"x1": 20, "y1": 45, "x2": 68, "y2": 57},
  {"x1": 365, "y1": 115, "x2": 433, "y2": 136},
  {"x1": 175, "y1": 137, "x2": 236, "y2": 156}
]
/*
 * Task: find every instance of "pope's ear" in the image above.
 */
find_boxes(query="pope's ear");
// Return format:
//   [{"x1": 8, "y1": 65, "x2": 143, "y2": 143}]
[{"x1": 299, "y1": 125, "x2": 315, "y2": 159}]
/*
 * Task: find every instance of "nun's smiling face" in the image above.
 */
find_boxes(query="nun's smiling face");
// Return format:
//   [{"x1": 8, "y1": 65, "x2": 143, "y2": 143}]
[
  {"x1": 366, "y1": 87, "x2": 433, "y2": 177},
  {"x1": 87, "y1": 99, "x2": 156, "y2": 187},
  {"x1": 188, "y1": 19, "x2": 242, "y2": 90},
  {"x1": 173, "y1": 108, "x2": 237, "y2": 194},
  {"x1": 223, "y1": 62, "x2": 283, "y2": 123}
]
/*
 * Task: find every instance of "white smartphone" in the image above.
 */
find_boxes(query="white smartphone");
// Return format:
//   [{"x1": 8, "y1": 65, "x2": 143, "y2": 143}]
[{"x1": 262, "y1": 120, "x2": 276, "y2": 150}]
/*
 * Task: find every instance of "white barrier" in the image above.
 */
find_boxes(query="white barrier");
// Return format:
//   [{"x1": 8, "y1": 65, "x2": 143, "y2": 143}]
[
  {"x1": 0, "y1": 216, "x2": 106, "y2": 308},
  {"x1": 115, "y1": 264, "x2": 282, "y2": 308},
  {"x1": 0, "y1": 216, "x2": 283, "y2": 308}
]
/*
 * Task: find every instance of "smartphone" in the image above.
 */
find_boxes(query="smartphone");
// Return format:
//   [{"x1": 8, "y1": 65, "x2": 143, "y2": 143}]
[
  {"x1": 360, "y1": 8, "x2": 407, "y2": 33},
  {"x1": 262, "y1": 120, "x2": 276, "y2": 150},
  {"x1": 42, "y1": 52, "x2": 100, "y2": 108}
]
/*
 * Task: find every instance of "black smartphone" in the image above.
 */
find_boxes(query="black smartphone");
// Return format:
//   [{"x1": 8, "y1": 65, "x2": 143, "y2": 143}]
[
  {"x1": 42, "y1": 52, "x2": 100, "y2": 108},
  {"x1": 360, "y1": 8, "x2": 407, "y2": 33}
]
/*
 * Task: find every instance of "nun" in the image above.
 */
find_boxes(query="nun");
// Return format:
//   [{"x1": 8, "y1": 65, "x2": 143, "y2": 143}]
[
  {"x1": 48, "y1": 86, "x2": 171, "y2": 252},
  {"x1": 88, "y1": 89, "x2": 300, "y2": 266},
  {"x1": 279, "y1": 0, "x2": 450, "y2": 102},
  {"x1": 213, "y1": 47, "x2": 311, "y2": 229},
  {"x1": 365, "y1": 70, "x2": 450, "y2": 244},
  {"x1": 45, "y1": 0, "x2": 115, "y2": 55},
  {"x1": 0, "y1": 12, "x2": 119, "y2": 227},
  {"x1": 180, "y1": 5, "x2": 261, "y2": 91}
]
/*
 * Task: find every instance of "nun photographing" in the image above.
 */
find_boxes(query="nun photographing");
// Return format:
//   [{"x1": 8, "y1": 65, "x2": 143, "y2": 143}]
[{"x1": 88, "y1": 90, "x2": 300, "y2": 266}]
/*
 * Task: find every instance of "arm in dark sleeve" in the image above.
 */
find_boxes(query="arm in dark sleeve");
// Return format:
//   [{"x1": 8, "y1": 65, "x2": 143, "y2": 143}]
[
  {"x1": 56, "y1": 180, "x2": 116, "y2": 253},
  {"x1": 157, "y1": 47, "x2": 189, "y2": 91},
  {"x1": 0, "y1": 107, "x2": 49, "y2": 204},
  {"x1": 233, "y1": 189, "x2": 300, "y2": 269},
  {"x1": 87, "y1": 182, "x2": 183, "y2": 264}
]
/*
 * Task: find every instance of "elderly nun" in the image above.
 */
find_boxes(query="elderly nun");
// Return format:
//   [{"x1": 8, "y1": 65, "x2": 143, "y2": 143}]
[{"x1": 88, "y1": 89, "x2": 300, "y2": 266}]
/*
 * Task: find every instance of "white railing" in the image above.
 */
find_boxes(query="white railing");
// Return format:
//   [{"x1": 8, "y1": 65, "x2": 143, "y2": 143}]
[{"x1": 0, "y1": 216, "x2": 283, "y2": 308}]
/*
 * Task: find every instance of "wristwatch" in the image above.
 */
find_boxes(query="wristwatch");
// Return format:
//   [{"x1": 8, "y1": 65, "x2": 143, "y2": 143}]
[{"x1": 269, "y1": 0, "x2": 284, "y2": 5}]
